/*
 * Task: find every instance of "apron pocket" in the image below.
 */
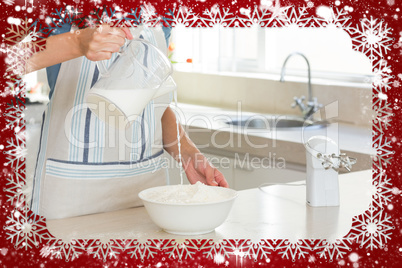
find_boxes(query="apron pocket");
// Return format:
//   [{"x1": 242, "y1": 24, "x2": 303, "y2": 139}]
[{"x1": 41, "y1": 154, "x2": 166, "y2": 220}]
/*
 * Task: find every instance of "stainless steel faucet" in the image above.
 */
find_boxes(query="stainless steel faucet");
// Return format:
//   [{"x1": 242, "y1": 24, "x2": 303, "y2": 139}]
[{"x1": 279, "y1": 52, "x2": 322, "y2": 119}]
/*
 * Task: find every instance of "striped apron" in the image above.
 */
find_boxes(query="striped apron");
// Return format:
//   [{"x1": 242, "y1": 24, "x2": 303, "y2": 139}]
[{"x1": 30, "y1": 26, "x2": 171, "y2": 220}]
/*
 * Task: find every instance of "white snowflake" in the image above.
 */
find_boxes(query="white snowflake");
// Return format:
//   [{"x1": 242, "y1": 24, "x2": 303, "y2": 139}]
[
  {"x1": 312, "y1": 7, "x2": 351, "y2": 28},
  {"x1": 373, "y1": 96, "x2": 393, "y2": 133},
  {"x1": 141, "y1": 3, "x2": 158, "y2": 24},
  {"x1": 168, "y1": 6, "x2": 199, "y2": 27},
  {"x1": 101, "y1": 13, "x2": 113, "y2": 24},
  {"x1": 163, "y1": 239, "x2": 199, "y2": 260},
  {"x1": 5, "y1": 18, "x2": 46, "y2": 75},
  {"x1": 241, "y1": 6, "x2": 274, "y2": 27},
  {"x1": 90, "y1": 8, "x2": 128, "y2": 27},
  {"x1": 275, "y1": 239, "x2": 313, "y2": 261},
  {"x1": 347, "y1": 205, "x2": 393, "y2": 250},
  {"x1": 20, "y1": 27, "x2": 41, "y2": 44},
  {"x1": 373, "y1": 98, "x2": 393, "y2": 132},
  {"x1": 314, "y1": 239, "x2": 352, "y2": 260},
  {"x1": 87, "y1": 239, "x2": 125, "y2": 261},
  {"x1": 201, "y1": 6, "x2": 238, "y2": 27},
  {"x1": 40, "y1": 7, "x2": 48, "y2": 17},
  {"x1": 271, "y1": 4, "x2": 306, "y2": 27},
  {"x1": 372, "y1": 60, "x2": 393, "y2": 93},
  {"x1": 44, "y1": 7, "x2": 82, "y2": 32},
  {"x1": 5, "y1": 78, "x2": 26, "y2": 97},
  {"x1": 3, "y1": 92, "x2": 27, "y2": 209},
  {"x1": 85, "y1": 16, "x2": 97, "y2": 28},
  {"x1": 203, "y1": 239, "x2": 238, "y2": 260},
  {"x1": 224, "y1": 240, "x2": 260, "y2": 266},
  {"x1": 40, "y1": 245, "x2": 54, "y2": 258},
  {"x1": 5, "y1": 134, "x2": 26, "y2": 169},
  {"x1": 5, "y1": 45, "x2": 33, "y2": 76},
  {"x1": 204, "y1": 239, "x2": 275, "y2": 262},
  {"x1": 347, "y1": 16, "x2": 393, "y2": 68},
  {"x1": 4, "y1": 100, "x2": 25, "y2": 129},
  {"x1": 45, "y1": 239, "x2": 87, "y2": 261},
  {"x1": 372, "y1": 171, "x2": 393, "y2": 208},
  {"x1": 244, "y1": 240, "x2": 276, "y2": 261},
  {"x1": 259, "y1": 0, "x2": 292, "y2": 26},
  {"x1": 125, "y1": 239, "x2": 163, "y2": 260},
  {"x1": 4, "y1": 173, "x2": 26, "y2": 208},
  {"x1": 5, "y1": 207, "x2": 50, "y2": 250},
  {"x1": 372, "y1": 134, "x2": 394, "y2": 170},
  {"x1": 1, "y1": 5, "x2": 395, "y2": 263}
]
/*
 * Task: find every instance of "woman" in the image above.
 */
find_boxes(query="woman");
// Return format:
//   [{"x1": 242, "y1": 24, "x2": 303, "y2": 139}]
[{"x1": 27, "y1": 22, "x2": 228, "y2": 219}]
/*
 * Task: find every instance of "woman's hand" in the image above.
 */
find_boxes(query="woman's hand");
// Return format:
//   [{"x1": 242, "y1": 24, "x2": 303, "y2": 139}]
[
  {"x1": 26, "y1": 25, "x2": 133, "y2": 73},
  {"x1": 161, "y1": 107, "x2": 229, "y2": 188},
  {"x1": 182, "y1": 152, "x2": 229, "y2": 188},
  {"x1": 77, "y1": 25, "x2": 133, "y2": 61}
]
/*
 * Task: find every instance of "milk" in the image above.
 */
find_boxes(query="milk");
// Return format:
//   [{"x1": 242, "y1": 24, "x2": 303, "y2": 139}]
[
  {"x1": 173, "y1": 89, "x2": 185, "y2": 185},
  {"x1": 86, "y1": 88, "x2": 158, "y2": 130}
]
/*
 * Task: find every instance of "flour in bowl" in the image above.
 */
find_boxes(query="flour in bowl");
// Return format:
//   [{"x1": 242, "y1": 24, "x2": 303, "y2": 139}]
[{"x1": 145, "y1": 182, "x2": 233, "y2": 204}]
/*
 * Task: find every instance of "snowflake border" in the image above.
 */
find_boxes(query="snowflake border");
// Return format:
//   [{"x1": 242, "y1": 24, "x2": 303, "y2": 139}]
[{"x1": 2, "y1": 4, "x2": 395, "y2": 263}]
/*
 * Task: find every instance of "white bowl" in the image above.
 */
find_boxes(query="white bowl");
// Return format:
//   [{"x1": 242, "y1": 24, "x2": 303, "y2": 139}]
[{"x1": 138, "y1": 184, "x2": 238, "y2": 235}]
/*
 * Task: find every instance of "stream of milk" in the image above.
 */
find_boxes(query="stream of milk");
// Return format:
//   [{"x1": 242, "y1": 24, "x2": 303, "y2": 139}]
[{"x1": 174, "y1": 89, "x2": 185, "y2": 185}]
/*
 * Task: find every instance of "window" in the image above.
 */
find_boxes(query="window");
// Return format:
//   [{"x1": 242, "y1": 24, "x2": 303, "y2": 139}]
[{"x1": 170, "y1": 24, "x2": 373, "y2": 84}]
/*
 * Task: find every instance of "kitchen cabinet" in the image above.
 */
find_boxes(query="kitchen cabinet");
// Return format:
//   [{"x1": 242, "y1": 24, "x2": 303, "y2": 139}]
[
  {"x1": 232, "y1": 157, "x2": 305, "y2": 190},
  {"x1": 166, "y1": 151, "x2": 305, "y2": 190}
]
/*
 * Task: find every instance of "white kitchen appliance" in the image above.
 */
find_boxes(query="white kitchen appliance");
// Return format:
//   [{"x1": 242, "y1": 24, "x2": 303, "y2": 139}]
[{"x1": 305, "y1": 136, "x2": 356, "y2": 207}]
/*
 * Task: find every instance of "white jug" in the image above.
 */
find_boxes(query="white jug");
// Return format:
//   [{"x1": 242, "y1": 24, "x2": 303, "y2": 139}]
[{"x1": 85, "y1": 38, "x2": 176, "y2": 130}]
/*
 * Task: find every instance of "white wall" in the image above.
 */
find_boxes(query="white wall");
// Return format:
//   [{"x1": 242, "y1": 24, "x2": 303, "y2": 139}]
[{"x1": 173, "y1": 71, "x2": 373, "y2": 127}]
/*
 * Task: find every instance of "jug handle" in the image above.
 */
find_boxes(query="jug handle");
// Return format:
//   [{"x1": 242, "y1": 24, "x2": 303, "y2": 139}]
[
  {"x1": 96, "y1": 61, "x2": 109, "y2": 77},
  {"x1": 95, "y1": 39, "x2": 132, "y2": 77}
]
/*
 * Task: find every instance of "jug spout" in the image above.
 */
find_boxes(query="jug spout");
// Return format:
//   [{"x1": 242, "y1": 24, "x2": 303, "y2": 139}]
[{"x1": 154, "y1": 76, "x2": 177, "y2": 99}]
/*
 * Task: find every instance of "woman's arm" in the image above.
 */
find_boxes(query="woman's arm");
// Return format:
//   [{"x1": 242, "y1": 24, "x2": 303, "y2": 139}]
[
  {"x1": 26, "y1": 25, "x2": 133, "y2": 73},
  {"x1": 162, "y1": 107, "x2": 229, "y2": 187}
]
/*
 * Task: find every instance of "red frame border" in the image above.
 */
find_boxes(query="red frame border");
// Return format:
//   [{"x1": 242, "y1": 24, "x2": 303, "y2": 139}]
[{"x1": 1, "y1": 0, "x2": 401, "y2": 267}]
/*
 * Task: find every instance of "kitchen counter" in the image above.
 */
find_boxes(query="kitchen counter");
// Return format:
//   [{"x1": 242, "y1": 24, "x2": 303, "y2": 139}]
[
  {"x1": 47, "y1": 170, "x2": 372, "y2": 243},
  {"x1": 173, "y1": 103, "x2": 374, "y2": 172}
]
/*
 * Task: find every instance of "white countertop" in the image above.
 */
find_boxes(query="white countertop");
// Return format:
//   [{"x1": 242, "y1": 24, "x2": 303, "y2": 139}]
[{"x1": 47, "y1": 170, "x2": 372, "y2": 243}]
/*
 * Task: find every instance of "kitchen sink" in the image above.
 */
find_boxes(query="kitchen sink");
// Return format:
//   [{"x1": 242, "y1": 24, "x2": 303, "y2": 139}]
[{"x1": 224, "y1": 115, "x2": 327, "y2": 129}]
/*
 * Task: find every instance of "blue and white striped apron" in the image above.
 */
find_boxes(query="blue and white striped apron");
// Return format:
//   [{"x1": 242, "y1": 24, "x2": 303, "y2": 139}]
[{"x1": 30, "y1": 26, "x2": 171, "y2": 219}]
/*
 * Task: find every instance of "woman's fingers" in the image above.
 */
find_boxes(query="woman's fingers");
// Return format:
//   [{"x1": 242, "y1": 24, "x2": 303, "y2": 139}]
[
  {"x1": 80, "y1": 25, "x2": 132, "y2": 61},
  {"x1": 120, "y1": 27, "x2": 134, "y2": 40},
  {"x1": 204, "y1": 162, "x2": 218, "y2": 186},
  {"x1": 97, "y1": 25, "x2": 133, "y2": 41},
  {"x1": 97, "y1": 25, "x2": 126, "y2": 38},
  {"x1": 214, "y1": 169, "x2": 229, "y2": 188},
  {"x1": 86, "y1": 51, "x2": 113, "y2": 61},
  {"x1": 93, "y1": 32, "x2": 126, "y2": 46},
  {"x1": 94, "y1": 27, "x2": 126, "y2": 46},
  {"x1": 86, "y1": 45, "x2": 119, "y2": 61}
]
